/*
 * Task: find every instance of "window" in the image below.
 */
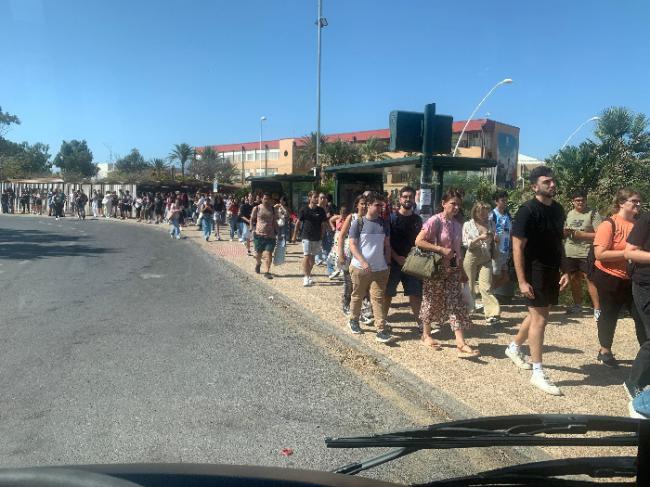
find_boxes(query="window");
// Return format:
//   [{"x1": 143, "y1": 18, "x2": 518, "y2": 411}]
[
  {"x1": 267, "y1": 168, "x2": 278, "y2": 175},
  {"x1": 234, "y1": 151, "x2": 242, "y2": 163},
  {"x1": 268, "y1": 149, "x2": 280, "y2": 161},
  {"x1": 245, "y1": 151, "x2": 255, "y2": 161}
]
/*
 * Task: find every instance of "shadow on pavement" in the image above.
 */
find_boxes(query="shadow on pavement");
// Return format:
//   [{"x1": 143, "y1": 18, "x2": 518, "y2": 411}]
[{"x1": 0, "y1": 227, "x2": 115, "y2": 261}]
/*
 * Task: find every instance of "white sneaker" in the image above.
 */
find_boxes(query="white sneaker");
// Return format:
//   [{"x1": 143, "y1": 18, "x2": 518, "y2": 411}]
[
  {"x1": 594, "y1": 309, "x2": 601, "y2": 321},
  {"x1": 530, "y1": 372, "x2": 562, "y2": 396},
  {"x1": 328, "y1": 270, "x2": 341, "y2": 280},
  {"x1": 505, "y1": 346, "x2": 532, "y2": 370},
  {"x1": 359, "y1": 314, "x2": 374, "y2": 325},
  {"x1": 303, "y1": 276, "x2": 312, "y2": 287}
]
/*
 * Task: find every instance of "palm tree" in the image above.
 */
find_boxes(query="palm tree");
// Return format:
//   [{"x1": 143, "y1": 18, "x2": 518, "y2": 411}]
[
  {"x1": 359, "y1": 137, "x2": 390, "y2": 162},
  {"x1": 151, "y1": 158, "x2": 168, "y2": 179},
  {"x1": 168, "y1": 143, "x2": 195, "y2": 177},
  {"x1": 294, "y1": 132, "x2": 329, "y2": 173}
]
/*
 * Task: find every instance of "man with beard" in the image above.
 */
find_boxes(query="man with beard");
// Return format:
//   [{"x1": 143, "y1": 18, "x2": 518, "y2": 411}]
[
  {"x1": 384, "y1": 186, "x2": 423, "y2": 329},
  {"x1": 506, "y1": 166, "x2": 570, "y2": 395}
]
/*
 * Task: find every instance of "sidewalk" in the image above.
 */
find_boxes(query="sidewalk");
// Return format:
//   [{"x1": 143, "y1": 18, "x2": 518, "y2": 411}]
[{"x1": 182, "y1": 224, "x2": 639, "y2": 462}]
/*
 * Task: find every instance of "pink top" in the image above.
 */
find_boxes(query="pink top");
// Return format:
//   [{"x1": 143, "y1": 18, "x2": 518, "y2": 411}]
[{"x1": 422, "y1": 212, "x2": 462, "y2": 263}]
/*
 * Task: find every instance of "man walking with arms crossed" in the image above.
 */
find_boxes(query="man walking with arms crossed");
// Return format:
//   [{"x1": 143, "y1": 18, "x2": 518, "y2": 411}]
[
  {"x1": 292, "y1": 191, "x2": 328, "y2": 287},
  {"x1": 250, "y1": 193, "x2": 278, "y2": 279},
  {"x1": 506, "y1": 166, "x2": 569, "y2": 395}
]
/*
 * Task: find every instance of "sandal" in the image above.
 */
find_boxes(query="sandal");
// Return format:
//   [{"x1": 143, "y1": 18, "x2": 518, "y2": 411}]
[
  {"x1": 457, "y1": 344, "x2": 480, "y2": 359},
  {"x1": 421, "y1": 336, "x2": 442, "y2": 351}
]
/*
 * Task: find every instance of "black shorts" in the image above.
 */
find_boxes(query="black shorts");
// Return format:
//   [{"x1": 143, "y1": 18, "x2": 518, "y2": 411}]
[
  {"x1": 525, "y1": 266, "x2": 560, "y2": 308},
  {"x1": 564, "y1": 257, "x2": 588, "y2": 274}
]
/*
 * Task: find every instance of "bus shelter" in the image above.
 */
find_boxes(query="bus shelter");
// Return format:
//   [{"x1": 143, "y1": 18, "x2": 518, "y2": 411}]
[
  {"x1": 324, "y1": 155, "x2": 497, "y2": 211},
  {"x1": 246, "y1": 174, "x2": 317, "y2": 211}
]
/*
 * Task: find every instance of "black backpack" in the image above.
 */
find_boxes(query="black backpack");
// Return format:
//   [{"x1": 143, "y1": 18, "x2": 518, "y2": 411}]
[{"x1": 586, "y1": 217, "x2": 615, "y2": 279}]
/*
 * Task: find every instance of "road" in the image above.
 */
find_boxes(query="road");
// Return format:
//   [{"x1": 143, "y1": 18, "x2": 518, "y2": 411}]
[{"x1": 0, "y1": 214, "x2": 501, "y2": 485}]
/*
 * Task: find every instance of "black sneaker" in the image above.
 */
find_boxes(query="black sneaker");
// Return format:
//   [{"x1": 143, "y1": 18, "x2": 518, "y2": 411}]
[
  {"x1": 264, "y1": 272, "x2": 273, "y2": 279},
  {"x1": 255, "y1": 263, "x2": 261, "y2": 274},
  {"x1": 348, "y1": 319, "x2": 362, "y2": 334},
  {"x1": 375, "y1": 329, "x2": 393, "y2": 343},
  {"x1": 597, "y1": 351, "x2": 619, "y2": 368}
]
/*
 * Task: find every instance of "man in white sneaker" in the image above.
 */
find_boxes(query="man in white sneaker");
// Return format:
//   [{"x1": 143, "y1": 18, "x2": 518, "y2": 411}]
[
  {"x1": 348, "y1": 191, "x2": 392, "y2": 343},
  {"x1": 292, "y1": 191, "x2": 328, "y2": 287},
  {"x1": 507, "y1": 166, "x2": 569, "y2": 395}
]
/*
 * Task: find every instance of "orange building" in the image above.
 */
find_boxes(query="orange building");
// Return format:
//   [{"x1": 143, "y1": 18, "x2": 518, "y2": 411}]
[{"x1": 198, "y1": 118, "x2": 519, "y2": 186}]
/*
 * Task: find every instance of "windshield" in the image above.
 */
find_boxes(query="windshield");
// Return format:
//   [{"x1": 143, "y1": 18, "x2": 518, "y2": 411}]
[{"x1": 1, "y1": 1, "x2": 648, "y2": 485}]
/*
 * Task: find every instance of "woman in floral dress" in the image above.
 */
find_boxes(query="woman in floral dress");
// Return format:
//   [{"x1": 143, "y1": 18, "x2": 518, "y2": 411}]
[{"x1": 415, "y1": 189, "x2": 480, "y2": 358}]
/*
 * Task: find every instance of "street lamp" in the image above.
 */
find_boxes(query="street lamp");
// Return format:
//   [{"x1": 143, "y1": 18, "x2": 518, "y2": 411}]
[
  {"x1": 259, "y1": 116, "x2": 267, "y2": 175},
  {"x1": 561, "y1": 116, "x2": 600, "y2": 150},
  {"x1": 452, "y1": 78, "x2": 513, "y2": 156},
  {"x1": 315, "y1": 0, "x2": 327, "y2": 173}
]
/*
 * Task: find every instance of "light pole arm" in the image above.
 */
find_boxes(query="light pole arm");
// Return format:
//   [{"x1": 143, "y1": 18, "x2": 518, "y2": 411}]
[
  {"x1": 452, "y1": 80, "x2": 510, "y2": 156},
  {"x1": 561, "y1": 117, "x2": 599, "y2": 150}
]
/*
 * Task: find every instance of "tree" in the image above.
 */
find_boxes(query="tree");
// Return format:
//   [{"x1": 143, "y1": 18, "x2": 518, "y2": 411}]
[
  {"x1": 0, "y1": 106, "x2": 20, "y2": 138},
  {"x1": 168, "y1": 143, "x2": 195, "y2": 177},
  {"x1": 321, "y1": 139, "x2": 361, "y2": 167},
  {"x1": 190, "y1": 147, "x2": 239, "y2": 183},
  {"x1": 359, "y1": 137, "x2": 390, "y2": 162},
  {"x1": 151, "y1": 158, "x2": 169, "y2": 179},
  {"x1": 548, "y1": 106, "x2": 650, "y2": 211},
  {"x1": 53, "y1": 140, "x2": 97, "y2": 180},
  {"x1": 294, "y1": 132, "x2": 329, "y2": 173},
  {"x1": 115, "y1": 148, "x2": 150, "y2": 173}
]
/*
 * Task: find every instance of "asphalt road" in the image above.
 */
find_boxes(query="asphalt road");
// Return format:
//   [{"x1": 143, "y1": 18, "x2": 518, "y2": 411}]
[{"x1": 0, "y1": 214, "x2": 496, "y2": 485}]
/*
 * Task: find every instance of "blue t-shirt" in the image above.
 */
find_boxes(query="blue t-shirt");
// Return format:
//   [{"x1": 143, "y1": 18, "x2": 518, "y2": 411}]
[
  {"x1": 491, "y1": 208, "x2": 511, "y2": 255},
  {"x1": 349, "y1": 217, "x2": 390, "y2": 272}
]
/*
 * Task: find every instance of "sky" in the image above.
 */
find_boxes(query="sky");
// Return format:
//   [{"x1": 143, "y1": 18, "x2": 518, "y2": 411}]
[{"x1": 2, "y1": 0, "x2": 649, "y2": 164}]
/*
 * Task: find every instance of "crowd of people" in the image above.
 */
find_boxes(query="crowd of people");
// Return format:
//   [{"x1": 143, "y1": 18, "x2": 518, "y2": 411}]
[{"x1": 4, "y1": 167, "x2": 650, "y2": 417}]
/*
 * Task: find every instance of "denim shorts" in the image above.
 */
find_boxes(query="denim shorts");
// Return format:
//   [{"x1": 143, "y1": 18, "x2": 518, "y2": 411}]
[
  {"x1": 386, "y1": 262, "x2": 423, "y2": 297},
  {"x1": 254, "y1": 235, "x2": 276, "y2": 253},
  {"x1": 302, "y1": 239, "x2": 322, "y2": 256}
]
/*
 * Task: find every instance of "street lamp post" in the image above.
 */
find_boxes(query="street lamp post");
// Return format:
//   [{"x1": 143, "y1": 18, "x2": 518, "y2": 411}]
[
  {"x1": 561, "y1": 116, "x2": 600, "y2": 150},
  {"x1": 259, "y1": 116, "x2": 267, "y2": 175},
  {"x1": 452, "y1": 78, "x2": 513, "y2": 157},
  {"x1": 315, "y1": 0, "x2": 327, "y2": 174}
]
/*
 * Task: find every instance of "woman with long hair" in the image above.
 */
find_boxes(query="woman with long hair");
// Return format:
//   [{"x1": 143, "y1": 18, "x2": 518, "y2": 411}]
[
  {"x1": 462, "y1": 201, "x2": 501, "y2": 324},
  {"x1": 415, "y1": 189, "x2": 480, "y2": 358},
  {"x1": 592, "y1": 188, "x2": 646, "y2": 368}
]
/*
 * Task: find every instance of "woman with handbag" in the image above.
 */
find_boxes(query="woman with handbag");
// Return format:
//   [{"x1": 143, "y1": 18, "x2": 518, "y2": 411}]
[
  {"x1": 415, "y1": 189, "x2": 479, "y2": 358},
  {"x1": 462, "y1": 201, "x2": 501, "y2": 325}
]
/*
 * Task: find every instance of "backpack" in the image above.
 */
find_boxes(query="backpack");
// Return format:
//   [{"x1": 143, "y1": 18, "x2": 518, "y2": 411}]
[{"x1": 586, "y1": 217, "x2": 614, "y2": 279}]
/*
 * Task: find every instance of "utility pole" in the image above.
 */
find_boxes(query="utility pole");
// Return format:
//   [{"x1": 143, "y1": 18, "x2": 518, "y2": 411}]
[{"x1": 315, "y1": 0, "x2": 327, "y2": 174}]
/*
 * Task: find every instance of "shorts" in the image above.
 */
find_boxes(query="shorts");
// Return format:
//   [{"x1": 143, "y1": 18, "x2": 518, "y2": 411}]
[
  {"x1": 302, "y1": 239, "x2": 322, "y2": 256},
  {"x1": 564, "y1": 256, "x2": 589, "y2": 275},
  {"x1": 525, "y1": 266, "x2": 560, "y2": 308},
  {"x1": 254, "y1": 235, "x2": 276, "y2": 253},
  {"x1": 386, "y1": 262, "x2": 422, "y2": 298}
]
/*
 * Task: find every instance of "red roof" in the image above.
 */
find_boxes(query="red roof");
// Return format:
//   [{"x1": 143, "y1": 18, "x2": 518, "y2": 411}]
[{"x1": 199, "y1": 120, "x2": 502, "y2": 152}]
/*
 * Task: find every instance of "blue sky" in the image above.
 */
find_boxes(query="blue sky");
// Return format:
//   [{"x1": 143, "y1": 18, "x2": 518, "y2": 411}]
[{"x1": 2, "y1": 0, "x2": 649, "y2": 163}]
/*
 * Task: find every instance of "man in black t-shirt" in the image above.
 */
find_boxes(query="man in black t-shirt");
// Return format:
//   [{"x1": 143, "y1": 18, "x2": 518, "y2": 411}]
[
  {"x1": 385, "y1": 186, "x2": 423, "y2": 327},
  {"x1": 506, "y1": 166, "x2": 569, "y2": 396},
  {"x1": 624, "y1": 212, "x2": 650, "y2": 415},
  {"x1": 239, "y1": 195, "x2": 254, "y2": 255},
  {"x1": 292, "y1": 191, "x2": 327, "y2": 287}
]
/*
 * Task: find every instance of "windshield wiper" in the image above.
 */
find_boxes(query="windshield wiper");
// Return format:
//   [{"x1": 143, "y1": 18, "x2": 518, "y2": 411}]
[
  {"x1": 414, "y1": 456, "x2": 636, "y2": 486},
  {"x1": 327, "y1": 414, "x2": 643, "y2": 477}
]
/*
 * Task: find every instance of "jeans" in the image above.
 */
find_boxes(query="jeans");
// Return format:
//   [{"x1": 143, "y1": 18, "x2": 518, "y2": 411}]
[
  {"x1": 317, "y1": 230, "x2": 334, "y2": 264},
  {"x1": 170, "y1": 220, "x2": 181, "y2": 239},
  {"x1": 593, "y1": 267, "x2": 646, "y2": 349},
  {"x1": 202, "y1": 218, "x2": 213, "y2": 240},
  {"x1": 229, "y1": 216, "x2": 239, "y2": 239},
  {"x1": 629, "y1": 282, "x2": 650, "y2": 390}
]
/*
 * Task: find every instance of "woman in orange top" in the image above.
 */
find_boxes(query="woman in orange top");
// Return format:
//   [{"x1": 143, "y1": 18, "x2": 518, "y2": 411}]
[{"x1": 593, "y1": 188, "x2": 646, "y2": 368}]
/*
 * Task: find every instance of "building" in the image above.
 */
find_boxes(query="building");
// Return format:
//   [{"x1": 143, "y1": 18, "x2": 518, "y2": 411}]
[
  {"x1": 198, "y1": 118, "x2": 520, "y2": 186},
  {"x1": 95, "y1": 162, "x2": 116, "y2": 179}
]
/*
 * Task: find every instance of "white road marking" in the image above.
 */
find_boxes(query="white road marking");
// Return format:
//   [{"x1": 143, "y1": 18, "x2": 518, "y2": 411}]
[{"x1": 140, "y1": 273, "x2": 165, "y2": 279}]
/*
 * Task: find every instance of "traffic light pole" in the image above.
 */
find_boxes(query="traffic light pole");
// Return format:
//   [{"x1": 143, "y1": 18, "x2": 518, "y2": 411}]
[{"x1": 419, "y1": 103, "x2": 443, "y2": 219}]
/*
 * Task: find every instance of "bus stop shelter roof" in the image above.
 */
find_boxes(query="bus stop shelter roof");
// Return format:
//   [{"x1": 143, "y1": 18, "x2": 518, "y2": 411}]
[
  {"x1": 323, "y1": 155, "x2": 496, "y2": 174},
  {"x1": 245, "y1": 174, "x2": 316, "y2": 183}
]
